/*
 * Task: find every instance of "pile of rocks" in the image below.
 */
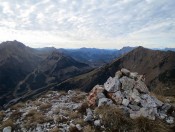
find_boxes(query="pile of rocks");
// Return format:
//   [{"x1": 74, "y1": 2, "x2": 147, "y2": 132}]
[{"x1": 87, "y1": 68, "x2": 175, "y2": 124}]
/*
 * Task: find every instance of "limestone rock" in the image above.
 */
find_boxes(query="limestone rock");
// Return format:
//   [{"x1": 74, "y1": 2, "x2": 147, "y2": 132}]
[
  {"x1": 76, "y1": 124, "x2": 82, "y2": 131},
  {"x1": 159, "y1": 113, "x2": 167, "y2": 119},
  {"x1": 122, "y1": 99, "x2": 130, "y2": 106},
  {"x1": 161, "y1": 103, "x2": 171, "y2": 113},
  {"x1": 141, "y1": 94, "x2": 158, "y2": 108},
  {"x1": 98, "y1": 98, "x2": 113, "y2": 107},
  {"x1": 97, "y1": 93, "x2": 106, "y2": 99},
  {"x1": 84, "y1": 115, "x2": 93, "y2": 122},
  {"x1": 130, "y1": 111, "x2": 141, "y2": 119},
  {"x1": 135, "y1": 81, "x2": 149, "y2": 93},
  {"x1": 129, "y1": 72, "x2": 138, "y2": 80},
  {"x1": 120, "y1": 76, "x2": 135, "y2": 91},
  {"x1": 107, "y1": 91, "x2": 123, "y2": 104},
  {"x1": 68, "y1": 90, "x2": 74, "y2": 95},
  {"x1": 128, "y1": 104, "x2": 140, "y2": 111},
  {"x1": 104, "y1": 77, "x2": 121, "y2": 92},
  {"x1": 94, "y1": 120, "x2": 101, "y2": 127},
  {"x1": 87, "y1": 85, "x2": 104, "y2": 106},
  {"x1": 3, "y1": 126, "x2": 12, "y2": 132},
  {"x1": 131, "y1": 89, "x2": 141, "y2": 103},
  {"x1": 86, "y1": 108, "x2": 93, "y2": 116},
  {"x1": 166, "y1": 116, "x2": 174, "y2": 124},
  {"x1": 152, "y1": 96, "x2": 163, "y2": 107},
  {"x1": 115, "y1": 71, "x2": 122, "y2": 79},
  {"x1": 121, "y1": 68, "x2": 130, "y2": 76}
]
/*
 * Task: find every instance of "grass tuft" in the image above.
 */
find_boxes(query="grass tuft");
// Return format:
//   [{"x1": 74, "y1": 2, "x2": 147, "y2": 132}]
[
  {"x1": 95, "y1": 105, "x2": 132, "y2": 131},
  {"x1": 133, "y1": 116, "x2": 170, "y2": 132}
]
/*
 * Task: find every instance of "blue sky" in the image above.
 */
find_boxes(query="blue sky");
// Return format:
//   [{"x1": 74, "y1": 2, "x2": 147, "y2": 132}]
[{"x1": 0, "y1": 0, "x2": 175, "y2": 48}]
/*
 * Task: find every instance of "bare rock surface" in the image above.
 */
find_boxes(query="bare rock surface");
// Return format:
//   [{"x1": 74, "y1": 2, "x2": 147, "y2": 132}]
[{"x1": 87, "y1": 68, "x2": 175, "y2": 124}]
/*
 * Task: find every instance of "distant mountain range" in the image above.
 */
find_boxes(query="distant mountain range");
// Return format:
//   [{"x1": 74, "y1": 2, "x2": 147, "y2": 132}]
[
  {"x1": 55, "y1": 46, "x2": 175, "y2": 96},
  {"x1": 0, "y1": 41, "x2": 134, "y2": 107},
  {"x1": 0, "y1": 40, "x2": 175, "y2": 108}
]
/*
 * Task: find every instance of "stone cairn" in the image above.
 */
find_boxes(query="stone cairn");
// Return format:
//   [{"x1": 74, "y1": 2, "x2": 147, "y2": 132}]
[{"x1": 87, "y1": 68, "x2": 174, "y2": 124}]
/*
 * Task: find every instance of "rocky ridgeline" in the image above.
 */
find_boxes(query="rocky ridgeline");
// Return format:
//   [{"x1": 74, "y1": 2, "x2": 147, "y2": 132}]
[
  {"x1": 1, "y1": 68, "x2": 175, "y2": 132},
  {"x1": 87, "y1": 68, "x2": 175, "y2": 124},
  {"x1": 0, "y1": 91, "x2": 88, "y2": 132}
]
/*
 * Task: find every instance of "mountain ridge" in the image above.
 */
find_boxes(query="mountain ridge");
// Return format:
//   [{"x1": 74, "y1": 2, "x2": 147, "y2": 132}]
[{"x1": 54, "y1": 46, "x2": 175, "y2": 96}]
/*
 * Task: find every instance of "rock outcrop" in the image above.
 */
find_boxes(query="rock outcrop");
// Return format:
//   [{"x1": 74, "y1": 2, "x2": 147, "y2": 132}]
[{"x1": 87, "y1": 68, "x2": 175, "y2": 124}]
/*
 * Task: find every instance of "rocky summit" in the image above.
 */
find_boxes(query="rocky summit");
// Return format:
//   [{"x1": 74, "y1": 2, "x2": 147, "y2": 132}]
[
  {"x1": 0, "y1": 69, "x2": 175, "y2": 132},
  {"x1": 88, "y1": 68, "x2": 175, "y2": 122}
]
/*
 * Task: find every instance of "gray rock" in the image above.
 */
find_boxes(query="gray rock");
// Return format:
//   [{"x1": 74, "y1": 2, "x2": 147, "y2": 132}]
[
  {"x1": 121, "y1": 68, "x2": 130, "y2": 76},
  {"x1": 84, "y1": 114, "x2": 93, "y2": 122},
  {"x1": 139, "y1": 107, "x2": 156, "y2": 120},
  {"x1": 108, "y1": 91, "x2": 123, "y2": 104},
  {"x1": 120, "y1": 76, "x2": 135, "y2": 91},
  {"x1": 94, "y1": 120, "x2": 101, "y2": 127},
  {"x1": 68, "y1": 90, "x2": 73, "y2": 94},
  {"x1": 141, "y1": 94, "x2": 157, "y2": 108},
  {"x1": 122, "y1": 99, "x2": 130, "y2": 106},
  {"x1": 131, "y1": 89, "x2": 141, "y2": 103},
  {"x1": 115, "y1": 71, "x2": 122, "y2": 79},
  {"x1": 70, "y1": 123, "x2": 76, "y2": 128},
  {"x1": 86, "y1": 108, "x2": 93, "y2": 116},
  {"x1": 130, "y1": 111, "x2": 141, "y2": 119},
  {"x1": 159, "y1": 113, "x2": 167, "y2": 119},
  {"x1": 36, "y1": 125, "x2": 42, "y2": 131},
  {"x1": 97, "y1": 93, "x2": 106, "y2": 99},
  {"x1": 128, "y1": 104, "x2": 140, "y2": 111},
  {"x1": 161, "y1": 103, "x2": 171, "y2": 113},
  {"x1": 3, "y1": 126, "x2": 12, "y2": 132},
  {"x1": 130, "y1": 108, "x2": 155, "y2": 120},
  {"x1": 152, "y1": 96, "x2": 163, "y2": 107},
  {"x1": 166, "y1": 116, "x2": 174, "y2": 124},
  {"x1": 135, "y1": 81, "x2": 149, "y2": 93},
  {"x1": 76, "y1": 124, "x2": 82, "y2": 131},
  {"x1": 98, "y1": 98, "x2": 113, "y2": 107},
  {"x1": 129, "y1": 72, "x2": 138, "y2": 80},
  {"x1": 104, "y1": 77, "x2": 121, "y2": 92}
]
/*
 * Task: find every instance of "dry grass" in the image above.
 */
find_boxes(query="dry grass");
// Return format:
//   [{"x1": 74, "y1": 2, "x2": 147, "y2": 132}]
[
  {"x1": 69, "y1": 126, "x2": 79, "y2": 132},
  {"x1": 10, "y1": 110, "x2": 22, "y2": 120},
  {"x1": 150, "y1": 92, "x2": 175, "y2": 105},
  {"x1": 33, "y1": 100, "x2": 43, "y2": 106},
  {"x1": 150, "y1": 92, "x2": 167, "y2": 103},
  {"x1": 166, "y1": 96, "x2": 175, "y2": 104},
  {"x1": 39, "y1": 103, "x2": 52, "y2": 110},
  {"x1": 2, "y1": 118, "x2": 14, "y2": 128},
  {"x1": 152, "y1": 86, "x2": 165, "y2": 96},
  {"x1": 10, "y1": 102, "x2": 25, "y2": 110},
  {"x1": 95, "y1": 105, "x2": 132, "y2": 131},
  {"x1": 69, "y1": 111, "x2": 80, "y2": 119},
  {"x1": 47, "y1": 90, "x2": 54, "y2": 95},
  {"x1": 77, "y1": 101, "x2": 89, "y2": 114},
  {"x1": 0, "y1": 111, "x2": 4, "y2": 121},
  {"x1": 24, "y1": 109, "x2": 53, "y2": 129},
  {"x1": 83, "y1": 125, "x2": 96, "y2": 132},
  {"x1": 71, "y1": 94, "x2": 86, "y2": 103},
  {"x1": 49, "y1": 126, "x2": 59, "y2": 132},
  {"x1": 55, "y1": 115, "x2": 68, "y2": 123},
  {"x1": 133, "y1": 116, "x2": 170, "y2": 132},
  {"x1": 59, "y1": 91, "x2": 67, "y2": 96},
  {"x1": 53, "y1": 108, "x2": 60, "y2": 114},
  {"x1": 74, "y1": 118, "x2": 86, "y2": 126}
]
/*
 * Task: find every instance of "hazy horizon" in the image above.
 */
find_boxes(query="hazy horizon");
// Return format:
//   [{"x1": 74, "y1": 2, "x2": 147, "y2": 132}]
[{"x1": 0, "y1": 0, "x2": 175, "y2": 48}]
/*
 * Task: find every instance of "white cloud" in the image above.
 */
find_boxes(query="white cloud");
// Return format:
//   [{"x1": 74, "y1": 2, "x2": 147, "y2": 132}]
[{"x1": 0, "y1": 0, "x2": 174, "y2": 48}]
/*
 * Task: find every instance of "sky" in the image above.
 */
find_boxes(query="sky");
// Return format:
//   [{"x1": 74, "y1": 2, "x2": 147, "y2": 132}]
[{"x1": 0, "y1": 0, "x2": 175, "y2": 49}]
